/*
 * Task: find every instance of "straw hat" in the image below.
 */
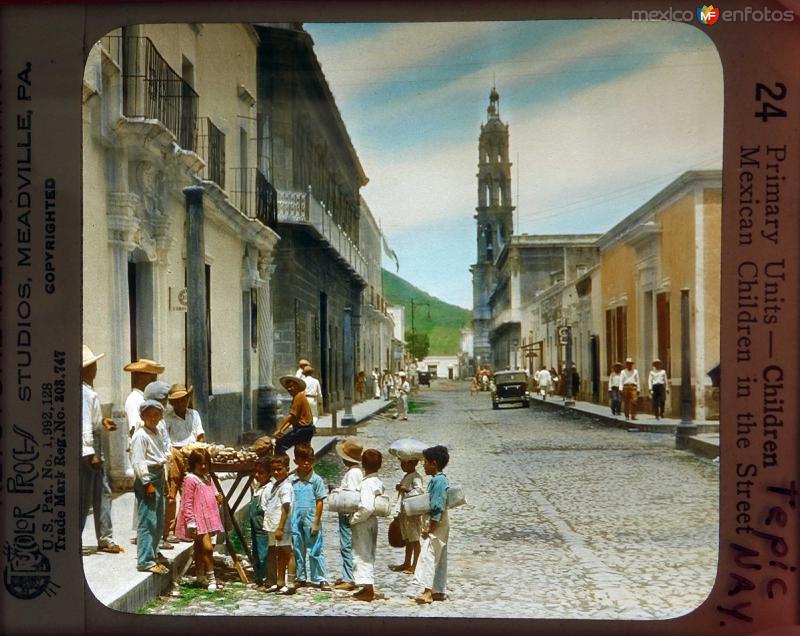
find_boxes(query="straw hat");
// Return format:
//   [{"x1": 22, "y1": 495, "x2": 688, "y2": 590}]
[
  {"x1": 168, "y1": 383, "x2": 193, "y2": 400},
  {"x1": 398, "y1": 371, "x2": 407, "y2": 378},
  {"x1": 625, "y1": 357, "x2": 634, "y2": 364},
  {"x1": 298, "y1": 359, "x2": 310, "y2": 367},
  {"x1": 82, "y1": 345, "x2": 105, "y2": 368},
  {"x1": 652, "y1": 358, "x2": 662, "y2": 365},
  {"x1": 335, "y1": 439, "x2": 363, "y2": 464},
  {"x1": 280, "y1": 375, "x2": 306, "y2": 391},
  {"x1": 612, "y1": 361, "x2": 623, "y2": 369},
  {"x1": 123, "y1": 358, "x2": 165, "y2": 374}
]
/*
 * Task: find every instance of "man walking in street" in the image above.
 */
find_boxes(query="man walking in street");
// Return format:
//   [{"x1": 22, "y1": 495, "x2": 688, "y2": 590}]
[
  {"x1": 302, "y1": 366, "x2": 322, "y2": 425},
  {"x1": 81, "y1": 345, "x2": 122, "y2": 554},
  {"x1": 608, "y1": 362, "x2": 623, "y2": 416},
  {"x1": 535, "y1": 365, "x2": 552, "y2": 400},
  {"x1": 648, "y1": 359, "x2": 668, "y2": 420},
  {"x1": 620, "y1": 357, "x2": 640, "y2": 420},
  {"x1": 394, "y1": 371, "x2": 410, "y2": 421}
]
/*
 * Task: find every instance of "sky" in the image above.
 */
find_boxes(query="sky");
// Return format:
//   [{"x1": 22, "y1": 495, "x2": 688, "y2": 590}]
[{"x1": 304, "y1": 21, "x2": 723, "y2": 309}]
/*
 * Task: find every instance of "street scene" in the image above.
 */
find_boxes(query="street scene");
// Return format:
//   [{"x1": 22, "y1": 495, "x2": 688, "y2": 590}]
[
  {"x1": 139, "y1": 382, "x2": 718, "y2": 619},
  {"x1": 80, "y1": 20, "x2": 722, "y2": 620}
]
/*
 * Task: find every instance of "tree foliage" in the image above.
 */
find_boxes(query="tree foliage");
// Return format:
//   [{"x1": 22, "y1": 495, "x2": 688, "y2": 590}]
[{"x1": 405, "y1": 330, "x2": 430, "y2": 360}]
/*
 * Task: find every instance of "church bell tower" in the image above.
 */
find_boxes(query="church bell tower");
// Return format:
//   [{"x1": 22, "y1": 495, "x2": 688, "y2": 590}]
[{"x1": 470, "y1": 86, "x2": 514, "y2": 367}]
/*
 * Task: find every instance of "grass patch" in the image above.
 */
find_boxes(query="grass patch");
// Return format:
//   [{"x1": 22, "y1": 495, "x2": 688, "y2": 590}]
[
  {"x1": 314, "y1": 456, "x2": 344, "y2": 482},
  {"x1": 408, "y1": 399, "x2": 433, "y2": 414},
  {"x1": 313, "y1": 593, "x2": 332, "y2": 602}
]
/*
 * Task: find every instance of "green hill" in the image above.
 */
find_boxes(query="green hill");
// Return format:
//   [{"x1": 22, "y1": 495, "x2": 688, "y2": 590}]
[{"x1": 382, "y1": 269, "x2": 471, "y2": 356}]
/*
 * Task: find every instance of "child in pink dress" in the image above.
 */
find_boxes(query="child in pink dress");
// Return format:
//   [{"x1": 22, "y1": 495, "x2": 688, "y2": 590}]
[{"x1": 176, "y1": 448, "x2": 224, "y2": 590}]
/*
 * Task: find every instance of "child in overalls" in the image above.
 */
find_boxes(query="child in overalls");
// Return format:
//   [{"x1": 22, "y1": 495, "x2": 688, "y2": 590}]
[
  {"x1": 413, "y1": 445, "x2": 450, "y2": 604},
  {"x1": 289, "y1": 443, "x2": 331, "y2": 590},
  {"x1": 248, "y1": 459, "x2": 271, "y2": 586}
]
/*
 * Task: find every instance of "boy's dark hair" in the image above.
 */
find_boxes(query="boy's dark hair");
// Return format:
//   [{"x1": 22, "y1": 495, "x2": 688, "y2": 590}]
[
  {"x1": 423, "y1": 445, "x2": 449, "y2": 470},
  {"x1": 271, "y1": 453, "x2": 290, "y2": 468},
  {"x1": 293, "y1": 442, "x2": 315, "y2": 461},
  {"x1": 188, "y1": 448, "x2": 211, "y2": 473},
  {"x1": 361, "y1": 448, "x2": 382, "y2": 473},
  {"x1": 255, "y1": 458, "x2": 271, "y2": 472}
]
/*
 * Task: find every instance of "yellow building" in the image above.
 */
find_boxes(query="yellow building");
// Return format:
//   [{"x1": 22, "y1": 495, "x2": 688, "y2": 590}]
[
  {"x1": 82, "y1": 24, "x2": 279, "y2": 486},
  {"x1": 597, "y1": 170, "x2": 722, "y2": 420}
]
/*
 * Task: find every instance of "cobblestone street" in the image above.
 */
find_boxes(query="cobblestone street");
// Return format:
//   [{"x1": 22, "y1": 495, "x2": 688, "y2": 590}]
[{"x1": 145, "y1": 381, "x2": 719, "y2": 620}]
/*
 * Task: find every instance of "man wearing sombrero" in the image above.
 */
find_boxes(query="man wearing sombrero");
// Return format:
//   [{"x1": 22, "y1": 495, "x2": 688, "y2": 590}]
[
  {"x1": 81, "y1": 345, "x2": 122, "y2": 553},
  {"x1": 274, "y1": 375, "x2": 315, "y2": 455},
  {"x1": 163, "y1": 384, "x2": 205, "y2": 542},
  {"x1": 123, "y1": 358, "x2": 166, "y2": 436}
]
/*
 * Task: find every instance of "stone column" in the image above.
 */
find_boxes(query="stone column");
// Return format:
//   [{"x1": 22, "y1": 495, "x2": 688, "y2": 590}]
[
  {"x1": 675, "y1": 288, "x2": 697, "y2": 448},
  {"x1": 341, "y1": 305, "x2": 355, "y2": 426},
  {"x1": 107, "y1": 193, "x2": 138, "y2": 488},
  {"x1": 256, "y1": 252, "x2": 279, "y2": 431},
  {"x1": 184, "y1": 185, "x2": 210, "y2": 425}
]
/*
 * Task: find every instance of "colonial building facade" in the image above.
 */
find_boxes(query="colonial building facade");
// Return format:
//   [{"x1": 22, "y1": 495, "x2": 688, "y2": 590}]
[{"x1": 83, "y1": 24, "x2": 280, "y2": 485}]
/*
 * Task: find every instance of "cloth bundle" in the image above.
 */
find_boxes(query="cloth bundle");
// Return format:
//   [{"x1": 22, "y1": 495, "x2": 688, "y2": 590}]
[{"x1": 388, "y1": 438, "x2": 432, "y2": 461}]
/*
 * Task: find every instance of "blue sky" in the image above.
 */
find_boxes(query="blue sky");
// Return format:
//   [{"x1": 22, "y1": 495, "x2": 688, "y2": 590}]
[{"x1": 305, "y1": 21, "x2": 723, "y2": 308}]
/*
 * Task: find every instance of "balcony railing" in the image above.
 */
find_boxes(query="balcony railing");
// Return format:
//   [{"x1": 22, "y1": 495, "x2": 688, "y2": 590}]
[
  {"x1": 102, "y1": 35, "x2": 199, "y2": 152},
  {"x1": 276, "y1": 188, "x2": 368, "y2": 281},
  {"x1": 197, "y1": 117, "x2": 226, "y2": 189},
  {"x1": 229, "y1": 168, "x2": 278, "y2": 230}
]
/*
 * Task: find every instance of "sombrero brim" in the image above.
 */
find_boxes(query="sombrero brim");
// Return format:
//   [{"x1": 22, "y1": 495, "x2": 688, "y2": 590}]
[
  {"x1": 124, "y1": 359, "x2": 165, "y2": 374},
  {"x1": 82, "y1": 353, "x2": 105, "y2": 367},
  {"x1": 335, "y1": 441, "x2": 363, "y2": 464},
  {"x1": 280, "y1": 375, "x2": 306, "y2": 390},
  {"x1": 169, "y1": 386, "x2": 193, "y2": 400}
]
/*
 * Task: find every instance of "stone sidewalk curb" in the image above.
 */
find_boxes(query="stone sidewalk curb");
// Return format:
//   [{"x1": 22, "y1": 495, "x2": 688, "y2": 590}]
[{"x1": 529, "y1": 395, "x2": 720, "y2": 459}]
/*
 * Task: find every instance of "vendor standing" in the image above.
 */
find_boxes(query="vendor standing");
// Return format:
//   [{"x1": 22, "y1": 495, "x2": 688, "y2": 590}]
[
  {"x1": 163, "y1": 384, "x2": 205, "y2": 542},
  {"x1": 274, "y1": 376, "x2": 315, "y2": 455}
]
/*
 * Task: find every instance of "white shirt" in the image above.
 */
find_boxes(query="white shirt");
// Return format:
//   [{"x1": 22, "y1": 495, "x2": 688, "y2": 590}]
[
  {"x1": 397, "y1": 380, "x2": 410, "y2": 395},
  {"x1": 82, "y1": 383, "x2": 101, "y2": 457},
  {"x1": 536, "y1": 369, "x2": 552, "y2": 388},
  {"x1": 620, "y1": 368, "x2": 640, "y2": 390},
  {"x1": 164, "y1": 408, "x2": 204, "y2": 447},
  {"x1": 303, "y1": 375, "x2": 322, "y2": 401},
  {"x1": 608, "y1": 372, "x2": 623, "y2": 391},
  {"x1": 649, "y1": 369, "x2": 668, "y2": 390},
  {"x1": 261, "y1": 478, "x2": 293, "y2": 533},
  {"x1": 350, "y1": 474, "x2": 385, "y2": 525},
  {"x1": 295, "y1": 367, "x2": 305, "y2": 378},
  {"x1": 395, "y1": 470, "x2": 424, "y2": 516},
  {"x1": 131, "y1": 425, "x2": 169, "y2": 483},
  {"x1": 340, "y1": 465, "x2": 364, "y2": 491},
  {"x1": 125, "y1": 388, "x2": 144, "y2": 434}
]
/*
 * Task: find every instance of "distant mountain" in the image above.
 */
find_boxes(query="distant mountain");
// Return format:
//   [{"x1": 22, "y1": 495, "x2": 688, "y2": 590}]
[{"x1": 382, "y1": 269, "x2": 471, "y2": 356}]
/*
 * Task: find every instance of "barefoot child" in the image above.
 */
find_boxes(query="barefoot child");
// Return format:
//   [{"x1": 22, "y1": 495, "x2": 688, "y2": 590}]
[
  {"x1": 389, "y1": 458, "x2": 424, "y2": 574},
  {"x1": 248, "y1": 459, "x2": 271, "y2": 586},
  {"x1": 350, "y1": 449, "x2": 385, "y2": 602},
  {"x1": 334, "y1": 440, "x2": 364, "y2": 591},
  {"x1": 263, "y1": 454, "x2": 294, "y2": 593},
  {"x1": 175, "y1": 448, "x2": 224, "y2": 590},
  {"x1": 289, "y1": 443, "x2": 331, "y2": 590},
  {"x1": 414, "y1": 445, "x2": 450, "y2": 604}
]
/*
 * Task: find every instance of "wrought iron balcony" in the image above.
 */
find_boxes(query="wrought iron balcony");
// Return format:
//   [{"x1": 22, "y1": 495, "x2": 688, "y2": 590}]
[
  {"x1": 229, "y1": 168, "x2": 277, "y2": 231},
  {"x1": 276, "y1": 188, "x2": 368, "y2": 282},
  {"x1": 102, "y1": 35, "x2": 199, "y2": 152},
  {"x1": 197, "y1": 117, "x2": 226, "y2": 189}
]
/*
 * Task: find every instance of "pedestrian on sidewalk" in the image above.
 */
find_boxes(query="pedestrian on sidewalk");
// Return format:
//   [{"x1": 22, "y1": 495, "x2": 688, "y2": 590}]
[
  {"x1": 608, "y1": 362, "x2": 623, "y2": 416},
  {"x1": 549, "y1": 367, "x2": 560, "y2": 397},
  {"x1": 649, "y1": 359, "x2": 668, "y2": 420},
  {"x1": 394, "y1": 371, "x2": 410, "y2": 421},
  {"x1": 274, "y1": 376, "x2": 314, "y2": 455},
  {"x1": 131, "y1": 400, "x2": 170, "y2": 575},
  {"x1": 389, "y1": 458, "x2": 424, "y2": 574},
  {"x1": 248, "y1": 459, "x2": 271, "y2": 587},
  {"x1": 289, "y1": 443, "x2": 331, "y2": 590},
  {"x1": 302, "y1": 366, "x2": 322, "y2": 425},
  {"x1": 372, "y1": 368, "x2": 381, "y2": 399},
  {"x1": 535, "y1": 365, "x2": 552, "y2": 400},
  {"x1": 164, "y1": 384, "x2": 205, "y2": 544},
  {"x1": 470, "y1": 378, "x2": 478, "y2": 398},
  {"x1": 175, "y1": 448, "x2": 224, "y2": 590},
  {"x1": 383, "y1": 369, "x2": 394, "y2": 401},
  {"x1": 81, "y1": 345, "x2": 122, "y2": 554},
  {"x1": 263, "y1": 454, "x2": 295, "y2": 594},
  {"x1": 620, "y1": 358, "x2": 640, "y2": 420},
  {"x1": 413, "y1": 445, "x2": 450, "y2": 604},
  {"x1": 571, "y1": 365, "x2": 581, "y2": 399},
  {"x1": 333, "y1": 440, "x2": 364, "y2": 591},
  {"x1": 350, "y1": 449, "x2": 386, "y2": 602}
]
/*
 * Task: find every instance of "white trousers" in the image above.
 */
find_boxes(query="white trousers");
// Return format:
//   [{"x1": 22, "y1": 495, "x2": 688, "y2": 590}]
[
  {"x1": 414, "y1": 511, "x2": 449, "y2": 593},
  {"x1": 351, "y1": 516, "x2": 377, "y2": 585},
  {"x1": 307, "y1": 396, "x2": 319, "y2": 425}
]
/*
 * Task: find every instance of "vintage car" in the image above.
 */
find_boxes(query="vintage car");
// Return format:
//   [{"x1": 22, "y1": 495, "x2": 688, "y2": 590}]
[
  {"x1": 417, "y1": 370, "x2": 431, "y2": 386},
  {"x1": 491, "y1": 371, "x2": 530, "y2": 409}
]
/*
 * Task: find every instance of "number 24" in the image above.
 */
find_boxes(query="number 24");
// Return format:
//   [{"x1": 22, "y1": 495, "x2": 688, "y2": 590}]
[{"x1": 755, "y1": 82, "x2": 787, "y2": 122}]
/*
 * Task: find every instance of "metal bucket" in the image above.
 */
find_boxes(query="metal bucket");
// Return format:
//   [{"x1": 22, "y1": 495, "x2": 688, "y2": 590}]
[{"x1": 327, "y1": 489, "x2": 360, "y2": 514}]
